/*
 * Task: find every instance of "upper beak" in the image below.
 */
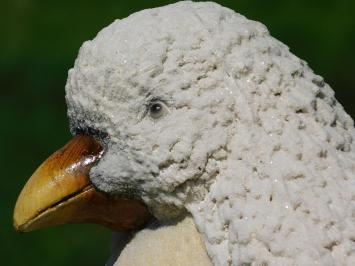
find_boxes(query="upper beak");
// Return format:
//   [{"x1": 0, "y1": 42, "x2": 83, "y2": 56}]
[{"x1": 13, "y1": 134, "x2": 151, "y2": 232}]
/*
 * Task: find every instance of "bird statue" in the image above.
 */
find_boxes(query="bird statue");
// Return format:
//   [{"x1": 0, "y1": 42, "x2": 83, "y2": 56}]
[{"x1": 14, "y1": 1, "x2": 355, "y2": 265}]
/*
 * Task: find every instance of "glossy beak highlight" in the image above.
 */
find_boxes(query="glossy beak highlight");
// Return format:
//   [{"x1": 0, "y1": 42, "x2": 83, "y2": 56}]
[{"x1": 13, "y1": 134, "x2": 150, "y2": 232}]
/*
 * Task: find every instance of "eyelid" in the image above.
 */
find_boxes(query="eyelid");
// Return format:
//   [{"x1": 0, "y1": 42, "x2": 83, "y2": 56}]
[
  {"x1": 146, "y1": 95, "x2": 165, "y2": 104},
  {"x1": 149, "y1": 99, "x2": 168, "y2": 106}
]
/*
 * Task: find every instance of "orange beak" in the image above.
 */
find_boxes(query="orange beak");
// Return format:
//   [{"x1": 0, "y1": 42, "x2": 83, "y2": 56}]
[{"x1": 13, "y1": 134, "x2": 151, "y2": 232}]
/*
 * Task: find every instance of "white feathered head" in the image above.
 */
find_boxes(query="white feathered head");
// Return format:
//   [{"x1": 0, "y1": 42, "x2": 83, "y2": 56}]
[{"x1": 15, "y1": 2, "x2": 355, "y2": 265}]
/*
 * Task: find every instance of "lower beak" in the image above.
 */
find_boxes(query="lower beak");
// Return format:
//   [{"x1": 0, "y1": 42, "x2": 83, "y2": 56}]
[{"x1": 13, "y1": 134, "x2": 151, "y2": 232}]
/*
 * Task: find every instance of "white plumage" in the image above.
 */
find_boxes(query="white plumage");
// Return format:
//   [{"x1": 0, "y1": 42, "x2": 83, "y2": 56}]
[
  {"x1": 112, "y1": 216, "x2": 211, "y2": 266},
  {"x1": 64, "y1": 1, "x2": 355, "y2": 265}
]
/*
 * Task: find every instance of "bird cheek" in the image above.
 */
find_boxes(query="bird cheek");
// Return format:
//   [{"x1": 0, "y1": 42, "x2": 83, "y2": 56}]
[{"x1": 89, "y1": 150, "x2": 131, "y2": 195}]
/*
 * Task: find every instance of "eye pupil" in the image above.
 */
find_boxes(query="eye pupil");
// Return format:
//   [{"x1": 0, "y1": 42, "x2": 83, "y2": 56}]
[
  {"x1": 150, "y1": 103, "x2": 162, "y2": 113},
  {"x1": 147, "y1": 100, "x2": 169, "y2": 119}
]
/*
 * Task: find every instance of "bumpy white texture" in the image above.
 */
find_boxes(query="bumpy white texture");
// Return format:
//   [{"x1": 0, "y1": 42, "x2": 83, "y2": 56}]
[
  {"x1": 65, "y1": 1, "x2": 355, "y2": 265},
  {"x1": 113, "y1": 216, "x2": 211, "y2": 266}
]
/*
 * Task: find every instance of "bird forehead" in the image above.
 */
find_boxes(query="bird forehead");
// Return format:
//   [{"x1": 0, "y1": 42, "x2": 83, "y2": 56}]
[
  {"x1": 65, "y1": 1, "x2": 270, "y2": 130},
  {"x1": 89, "y1": 1, "x2": 235, "y2": 61},
  {"x1": 68, "y1": 1, "x2": 263, "y2": 83}
]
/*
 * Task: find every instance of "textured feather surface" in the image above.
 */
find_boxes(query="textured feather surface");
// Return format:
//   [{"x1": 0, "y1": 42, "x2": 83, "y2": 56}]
[{"x1": 65, "y1": 2, "x2": 355, "y2": 265}]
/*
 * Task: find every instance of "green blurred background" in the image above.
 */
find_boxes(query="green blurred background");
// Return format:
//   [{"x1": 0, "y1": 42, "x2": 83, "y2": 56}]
[{"x1": 1, "y1": 0, "x2": 354, "y2": 265}]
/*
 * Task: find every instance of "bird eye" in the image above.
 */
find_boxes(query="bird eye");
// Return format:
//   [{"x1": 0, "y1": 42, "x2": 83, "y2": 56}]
[{"x1": 148, "y1": 100, "x2": 169, "y2": 119}]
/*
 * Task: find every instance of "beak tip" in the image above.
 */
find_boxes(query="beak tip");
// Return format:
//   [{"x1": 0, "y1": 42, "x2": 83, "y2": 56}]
[
  {"x1": 13, "y1": 219, "x2": 33, "y2": 233},
  {"x1": 13, "y1": 215, "x2": 24, "y2": 233},
  {"x1": 13, "y1": 201, "x2": 23, "y2": 232},
  {"x1": 13, "y1": 221, "x2": 23, "y2": 233},
  {"x1": 13, "y1": 199, "x2": 32, "y2": 233}
]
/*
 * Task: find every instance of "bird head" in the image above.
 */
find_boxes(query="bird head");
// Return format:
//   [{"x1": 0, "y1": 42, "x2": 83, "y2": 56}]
[
  {"x1": 14, "y1": 1, "x2": 245, "y2": 230},
  {"x1": 13, "y1": 2, "x2": 355, "y2": 265}
]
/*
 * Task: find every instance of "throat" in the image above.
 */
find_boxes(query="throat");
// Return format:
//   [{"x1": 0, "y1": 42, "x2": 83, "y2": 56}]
[{"x1": 108, "y1": 216, "x2": 212, "y2": 266}]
